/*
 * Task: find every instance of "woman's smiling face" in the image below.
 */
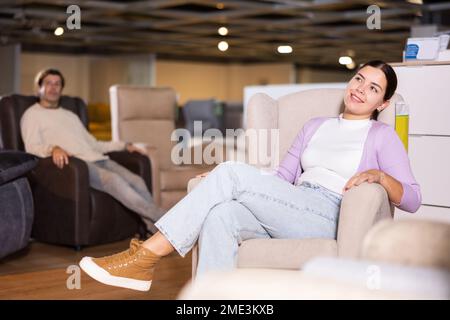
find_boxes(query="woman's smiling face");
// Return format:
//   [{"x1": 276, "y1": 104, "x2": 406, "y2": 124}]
[{"x1": 344, "y1": 65, "x2": 390, "y2": 119}]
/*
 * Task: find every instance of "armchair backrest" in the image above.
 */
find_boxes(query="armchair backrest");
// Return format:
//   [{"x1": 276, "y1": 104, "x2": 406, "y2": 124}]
[
  {"x1": 246, "y1": 88, "x2": 402, "y2": 168},
  {"x1": 0, "y1": 94, "x2": 88, "y2": 150},
  {"x1": 183, "y1": 99, "x2": 221, "y2": 136},
  {"x1": 109, "y1": 85, "x2": 178, "y2": 170}
]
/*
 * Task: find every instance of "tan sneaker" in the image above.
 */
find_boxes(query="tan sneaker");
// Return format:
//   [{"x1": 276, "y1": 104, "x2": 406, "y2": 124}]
[{"x1": 79, "y1": 238, "x2": 161, "y2": 291}]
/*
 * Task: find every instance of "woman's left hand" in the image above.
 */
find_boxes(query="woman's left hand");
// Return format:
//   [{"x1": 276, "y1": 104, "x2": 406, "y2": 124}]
[{"x1": 343, "y1": 169, "x2": 384, "y2": 192}]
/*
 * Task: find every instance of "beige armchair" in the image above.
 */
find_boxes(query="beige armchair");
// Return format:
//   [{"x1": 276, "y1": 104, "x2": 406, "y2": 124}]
[
  {"x1": 189, "y1": 88, "x2": 404, "y2": 275},
  {"x1": 109, "y1": 85, "x2": 209, "y2": 210}
]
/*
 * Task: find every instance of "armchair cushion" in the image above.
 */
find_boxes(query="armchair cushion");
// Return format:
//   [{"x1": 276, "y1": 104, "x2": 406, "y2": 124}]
[
  {"x1": 0, "y1": 150, "x2": 38, "y2": 185},
  {"x1": 160, "y1": 166, "x2": 208, "y2": 191},
  {"x1": 301, "y1": 257, "x2": 450, "y2": 299},
  {"x1": 361, "y1": 219, "x2": 450, "y2": 270},
  {"x1": 179, "y1": 262, "x2": 449, "y2": 300},
  {"x1": 237, "y1": 238, "x2": 337, "y2": 269}
]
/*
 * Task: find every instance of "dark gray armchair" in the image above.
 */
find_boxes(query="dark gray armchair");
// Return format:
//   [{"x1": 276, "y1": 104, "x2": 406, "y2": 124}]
[
  {"x1": 182, "y1": 99, "x2": 223, "y2": 135},
  {"x1": 0, "y1": 150, "x2": 37, "y2": 259}
]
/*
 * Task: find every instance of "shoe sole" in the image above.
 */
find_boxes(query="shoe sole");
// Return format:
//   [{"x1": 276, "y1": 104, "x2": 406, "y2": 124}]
[{"x1": 79, "y1": 257, "x2": 152, "y2": 292}]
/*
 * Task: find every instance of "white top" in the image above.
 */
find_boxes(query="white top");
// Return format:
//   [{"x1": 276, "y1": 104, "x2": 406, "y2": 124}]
[
  {"x1": 20, "y1": 103, "x2": 125, "y2": 162},
  {"x1": 297, "y1": 113, "x2": 372, "y2": 195}
]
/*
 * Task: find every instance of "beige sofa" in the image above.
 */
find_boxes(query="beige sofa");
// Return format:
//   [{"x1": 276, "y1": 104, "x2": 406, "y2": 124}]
[
  {"x1": 179, "y1": 219, "x2": 450, "y2": 300},
  {"x1": 189, "y1": 88, "x2": 406, "y2": 275},
  {"x1": 109, "y1": 85, "x2": 210, "y2": 210}
]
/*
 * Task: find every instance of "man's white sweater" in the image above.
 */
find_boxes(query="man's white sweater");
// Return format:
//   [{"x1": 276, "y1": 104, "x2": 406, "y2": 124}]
[{"x1": 20, "y1": 103, "x2": 125, "y2": 162}]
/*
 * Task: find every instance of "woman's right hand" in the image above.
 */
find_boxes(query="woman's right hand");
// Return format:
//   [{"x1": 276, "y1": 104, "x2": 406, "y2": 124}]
[
  {"x1": 51, "y1": 146, "x2": 70, "y2": 169},
  {"x1": 196, "y1": 171, "x2": 210, "y2": 178}
]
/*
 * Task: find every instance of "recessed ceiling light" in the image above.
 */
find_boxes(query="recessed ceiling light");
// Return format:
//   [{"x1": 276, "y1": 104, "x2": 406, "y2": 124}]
[
  {"x1": 218, "y1": 27, "x2": 228, "y2": 36},
  {"x1": 218, "y1": 41, "x2": 229, "y2": 51},
  {"x1": 346, "y1": 61, "x2": 356, "y2": 69},
  {"x1": 277, "y1": 45, "x2": 293, "y2": 54},
  {"x1": 339, "y1": 56, "x2": 353, "y2": 65},
  {"x1": 54, "y1": 27, "x2": 64, "y2": 36}
]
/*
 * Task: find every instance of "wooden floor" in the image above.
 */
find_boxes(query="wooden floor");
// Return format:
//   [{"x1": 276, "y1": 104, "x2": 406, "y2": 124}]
[{"x1": 0, "y1": 238, "x2": 192, "y2": 299}]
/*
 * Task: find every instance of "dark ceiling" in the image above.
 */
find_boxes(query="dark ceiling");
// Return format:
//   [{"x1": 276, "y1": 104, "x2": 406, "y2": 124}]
[{"x1": 1, "y1": 0, "x2": 449, "y2": 67}]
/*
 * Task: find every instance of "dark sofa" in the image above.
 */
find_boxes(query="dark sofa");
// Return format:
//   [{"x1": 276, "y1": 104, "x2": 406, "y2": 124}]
[{"x1": 0, "y1": 150, "x2": 37, "y2": 259}]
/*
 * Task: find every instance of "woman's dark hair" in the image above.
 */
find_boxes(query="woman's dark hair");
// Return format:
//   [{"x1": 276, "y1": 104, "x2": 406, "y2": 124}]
[
  {"x1": 34, "y1": 68, "x2": 65, "y2": 89},
  {"x1": 357, "y1": 60, "x2": 397, "y2": 120}
]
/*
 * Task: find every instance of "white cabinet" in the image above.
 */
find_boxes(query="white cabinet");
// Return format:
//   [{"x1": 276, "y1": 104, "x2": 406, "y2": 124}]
[
  {"x1": 393, "y1": 62, "x2": 450, "y2": 222},
  {"x1": 394, "y1": 64, "x2": 450, "y2": 136},
  {"x1": 408, "y1": 136, "x2": 450, "y2": 207}
]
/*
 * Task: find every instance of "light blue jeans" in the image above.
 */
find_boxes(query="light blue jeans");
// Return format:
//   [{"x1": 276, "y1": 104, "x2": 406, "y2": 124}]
[
  {"x1": 155, "y1": 161, "x2": 342, "y2": 276},
  {"x1": 87, "y1": 159, "x2": 164, "y2": 233}
]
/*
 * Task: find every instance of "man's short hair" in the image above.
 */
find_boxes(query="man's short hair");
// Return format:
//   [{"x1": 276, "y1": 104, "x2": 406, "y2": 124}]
[{"x1": 34, "y1": 68, "x2": 65, "y2": 89}]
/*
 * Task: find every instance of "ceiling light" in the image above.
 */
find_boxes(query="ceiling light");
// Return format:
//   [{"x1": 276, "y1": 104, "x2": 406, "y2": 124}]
[
  {"x1": 277, "y1": 45, "x2": 293, "y2": 54},
  {"x1": 218, "y1": 27, "x2": 228, "y2": 36},
  {"x1": 339, "y1": 56, "x2": 353, "y2": 65},
  {"x1": 54, "y1": 27, "x2": 64, "y2": 36},
  {"x1": 407, "y1": 0, "x2": 423, "y2": 4},
  {"x1": 346, "y1": 61, "x2": 356, "y2": 69},
  {"x1": 218, "y1": 41, "x2": 229, "y2": 51},
  {"x1": 216, "y1": 3, "x2": 225, "y2": 10}
]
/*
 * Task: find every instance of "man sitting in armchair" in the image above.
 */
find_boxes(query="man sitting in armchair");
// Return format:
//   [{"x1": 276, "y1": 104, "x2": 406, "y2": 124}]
[{"x1": 20, "y1": 68, "x2": 164, "y2": 234}]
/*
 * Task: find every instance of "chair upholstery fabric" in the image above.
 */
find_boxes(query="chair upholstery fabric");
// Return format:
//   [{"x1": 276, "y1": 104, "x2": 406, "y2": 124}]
[{"x1": 0, "y1": 150, "x2": 37, "y2": 259}]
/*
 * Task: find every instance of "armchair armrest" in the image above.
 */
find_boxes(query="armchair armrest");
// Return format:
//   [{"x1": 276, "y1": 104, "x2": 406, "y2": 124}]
[
  {"x1": 107, "y1": 151, "x2": 152, "y2": 192},
  {"x1": 187, "y1": 176, "x2": 203, "y2": 193},
  {"x1": 0, "y1": 150, "x2": 38, "y2": 185},
  {"x1": 143, "y1": 146, "x2": 161, "y2": 206},
  {"x1": 337, "y1": 182, "x2": 393, "y2": 258},
  {"x1": 187, "y1": 175, "x2": 204, "y2": 277},
  {"x1": 27, "y1": 156, "x2": 91, "y2": 245}
]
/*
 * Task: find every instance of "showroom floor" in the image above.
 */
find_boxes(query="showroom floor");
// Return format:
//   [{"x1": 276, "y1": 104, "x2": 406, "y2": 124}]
[{"x1": 0, "y1": 238, "x2": 192, "y2": 299}]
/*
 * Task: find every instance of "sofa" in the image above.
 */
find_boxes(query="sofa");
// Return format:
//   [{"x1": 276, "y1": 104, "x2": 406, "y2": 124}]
[{"x1": 0, "y1": 150, "x2": 37, "y2": 259}]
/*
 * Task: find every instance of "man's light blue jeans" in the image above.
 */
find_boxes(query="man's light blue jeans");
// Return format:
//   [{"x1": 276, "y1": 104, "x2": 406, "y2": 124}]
[
  {"x1": 155, "y1": 161, "x2": 342, "y2": 276},
  {"x1": 87, "y1": 159, "x2": 164, "y2": 233}
]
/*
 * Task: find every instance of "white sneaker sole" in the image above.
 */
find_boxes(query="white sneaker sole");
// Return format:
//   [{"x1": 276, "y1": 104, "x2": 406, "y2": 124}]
[{"x1": 79, "y1": 257, "x2": 152, "y2": 292}]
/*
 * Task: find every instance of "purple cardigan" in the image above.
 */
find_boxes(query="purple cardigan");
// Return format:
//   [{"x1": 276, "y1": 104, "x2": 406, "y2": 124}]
[{"x1": 275, "y1": 117, "x2": 422, "y2": 213}]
